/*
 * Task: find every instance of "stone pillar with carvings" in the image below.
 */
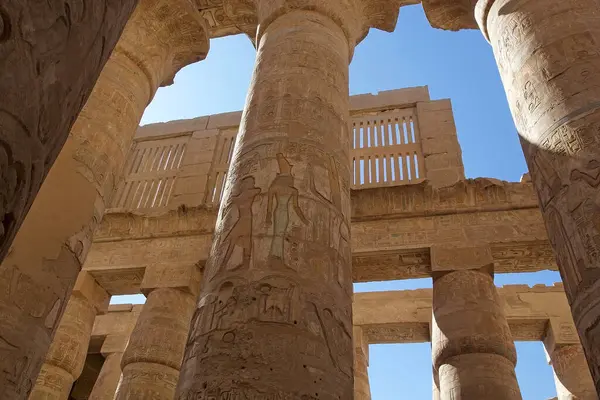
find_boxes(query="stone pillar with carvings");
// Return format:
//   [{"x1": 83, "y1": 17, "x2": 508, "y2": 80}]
[
  {"x1": 431, "y1": 246, "x2": 522, "y2": 399},
  {"x1": 0, "y1": 1, "x2": 137, "y2": 265},
  {"x1": 354, "y1": 327, "x2": 371, "y2": 400},
  {"x1": 176, "y1": 0, "x2": 406, "y2": 398},
  {"x1": 88, "y1": 335, "x2": 130, "y2": 400},
  {"x1": 0, "y1": 1, "x2": 208, "y2": 397},
  {"x1": 29, "y1": 272, "x2": 109, "y2": 400},
  {"x1": 422, "y1": 0, "x2": 600, "y2": 389},
  {"x1": 545, "y1": 318, "x2": 598, "y2": 400},
  {"x1": 116, "y1": 264, "x2": 202, "y2": 399}
]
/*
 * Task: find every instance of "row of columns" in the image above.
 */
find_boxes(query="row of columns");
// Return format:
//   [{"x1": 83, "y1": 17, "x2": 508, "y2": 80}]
[
  {"x1": 35, "y1": 271, "x2": 598, "y2": 400},
  {"x1": 0, "y1": 0, "x2": 209, "y2": 397},
  {"x1": 3, "y1": 0, "x2": 600, "y2": 398}
]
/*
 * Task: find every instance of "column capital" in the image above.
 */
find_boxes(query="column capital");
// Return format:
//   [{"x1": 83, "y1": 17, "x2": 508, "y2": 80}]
[
  {"x1": 421, "y1": 0, "x2": 478, "y2": 31},
  {"x1": 116, "y1": 0, "x2": 210, "y2": 89},
  {"x1": 224, "y1": 0, "x2": 418, "y2": 52},
  {"x1": 431, "y1": 244, "x2": 494, "y2": 273},
  {"x1": 140, "y1": 264, "x2": 203, "y2": 296},
  {"x1": 73, "y1": 271, "x2": 110, "y2": 314}
]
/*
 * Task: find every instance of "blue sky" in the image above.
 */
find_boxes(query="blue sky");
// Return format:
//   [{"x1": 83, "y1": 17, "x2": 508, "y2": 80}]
[{"x1": 113, "y1": 4, "x2": 564, "y2": 398}]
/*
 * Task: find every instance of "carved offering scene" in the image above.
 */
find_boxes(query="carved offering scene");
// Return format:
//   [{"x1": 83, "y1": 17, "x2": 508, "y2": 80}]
[{"x1": 4, "y1": 0, "x2": 600, "y2": 398}]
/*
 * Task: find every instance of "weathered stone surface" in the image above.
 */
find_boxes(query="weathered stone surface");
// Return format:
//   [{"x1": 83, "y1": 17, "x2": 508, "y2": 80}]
[
  {"x1": 353, "y1": 283, "x2": 572, "y2": 343},
  {"x1": 0, "y1": 1, "x2": 208, "y2": 397},
  {"x1": 117, "y1": 287, "x2": 197, "y2": 399},
  {"x1": 0, "y1": 0, "x2": 138, "y2": 266},
  {"x1": 432, "y1": 269, "x2": 521, "y2": 399},
  {"x1": 354, "y1": 326, "x2": 371, "y2": 400},
  {"x1": 174, "y1": 2, "x2": 418, "y2": 398},
  {"x1": 0, "y1": 2, "x2": 137, "y2": 398},
  {"x1": 549, "y1": 344, "x2": 598, "y2": 400},
  {"x1": 470, "y1": 0, "x2": 600, "y2": 388},
  {"x1": 29, "y1": 273, "x2": 108, "y2": 400}
]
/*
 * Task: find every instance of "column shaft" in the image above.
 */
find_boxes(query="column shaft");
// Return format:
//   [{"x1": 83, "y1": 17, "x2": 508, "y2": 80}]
[
  {"x1": 432, "y1": 269, "x2": 522, "y2": 399},
  {"x1": 0, "y1": 0, "x2": 137, "y2": 263},
  {"x1": 29, "y1": 273, "x2": 108, "y2": 400},
  {"x1": 552, "y1": 344, "x2": 598, "y2": 400},
  {"x1": 177, "y1": 7, "x2": 355, "y2": 400},
  {"x1": 354, "y1": 327, "x2": 371, "y2": 400},
  {"x1": 116, "y1": 288, "x2": 196, "y2": 399},
  {"x1": 89, "y1": 352, "x2": 124, "y2": 400},
  {"x1": 475, "y1": 0, "x2": 600, "y2": 388},
  {"x1": 0, "y1": 1, "x2": 208, "y2": 398}
]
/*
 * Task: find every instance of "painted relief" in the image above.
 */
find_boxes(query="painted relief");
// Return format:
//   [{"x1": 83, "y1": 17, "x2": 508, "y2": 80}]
[
  {"x1": 221, "y1": 176, "x2": 261, "y2": 272},
  {"x1": 267, "y1": 153, "x2": 308, "y2": 265}
]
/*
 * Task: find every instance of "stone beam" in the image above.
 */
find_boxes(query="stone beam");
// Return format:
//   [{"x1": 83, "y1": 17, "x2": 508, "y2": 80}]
[
  {"x1": 84, "y1": 179, "x2": 557, "y2": 294},
  {"x1": 84, "y1": 208, "x2": 214, "y2": 294},
  {"x1": 92, "y1": 283, "x2": 572, "y2": 346},
  {"x1": 353, "y1": 283, "x2": 571, "y2": 344},
  {"x1": 352, "y1": 178, "x2": 557, "y2": 280}
]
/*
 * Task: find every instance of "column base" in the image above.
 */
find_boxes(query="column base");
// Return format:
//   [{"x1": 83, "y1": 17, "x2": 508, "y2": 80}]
[{"x1": 438, "y1": 353, "x2": 522, "y2": 400}]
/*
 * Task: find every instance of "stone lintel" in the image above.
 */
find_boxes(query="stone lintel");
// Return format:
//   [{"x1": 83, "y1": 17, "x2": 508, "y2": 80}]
[
  {"x1": 544, "y1": 318, "x2": 581, "y2": 355},
  {"x1": 73, "y1": 271, "x2": 110, "y2": 313},
  {"x1": 100, "y1": 334, "x2": 130, "y2": 356},
  {"x1": 430, "y1": 245, "x2": 493, "y2": 272},
  {"x1": 354, "y1": 283, "x2": 571, "y2": 344},
  {"x1": 140, "y1": 264, "x2": 202, "y2": 296}
]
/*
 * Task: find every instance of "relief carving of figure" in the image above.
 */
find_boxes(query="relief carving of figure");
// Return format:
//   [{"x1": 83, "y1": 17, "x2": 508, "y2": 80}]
[
  {"x1": 221, "y1": 176, "x2": 261, "y2": 272},
  {"x1": 267, "y1": 154, "x2": 308, "y2": 264}
]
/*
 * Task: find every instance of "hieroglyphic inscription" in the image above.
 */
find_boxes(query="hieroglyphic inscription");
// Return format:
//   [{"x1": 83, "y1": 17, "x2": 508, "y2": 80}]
[
  {"x1": 177, "y1": 7, "x2": 357, "y2": 399},
  {"x1": 486, "y1": 0, "x2": 600, "y2": 387}
]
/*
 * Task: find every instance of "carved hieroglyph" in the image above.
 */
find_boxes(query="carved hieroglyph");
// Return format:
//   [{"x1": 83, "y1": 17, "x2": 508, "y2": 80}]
[
  {"x1": 475, "y1": 0, "x2": 600, "y2": 389},
  {"x1": 116, "y1": 264, "x2": 202, "y2": 399},
  {"x1": 432, "y1": 268, "x2": 522, "y2": 399},
  {"x1": 0, "y1": 1, "x2": 208, "y2": 397},
  {"x1": 28, "y1": 273, "x2": 109, "y2": 400},
  {"x1": 0, "y1": 1, "x2": 138, "y2": 264},
  {"x1": 176, "y1": 1, "x2": 411, "y2": 398},
  {"x1": 422, "y1": 0, "x2": 600, "y2": 389}
]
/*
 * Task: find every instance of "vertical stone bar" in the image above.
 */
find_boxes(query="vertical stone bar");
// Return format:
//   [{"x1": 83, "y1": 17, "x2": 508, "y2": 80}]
[
  {"x1": 354, "y1": 327, "x2": 371, "y2": 400},
  {"x1": 545, "y1": 318, "x2": 598, "y2": 399},
  {"x1": 473, "y1": 0, "x2": 600, "y2": 388},
  {"x1": 176, "y1": 1, "x2": 404, "y2": 397},
  {"x1": 0, "y1": 1, "x2": 208, "y2": 397},
  {"x1": 116, "y1": 264, "x2": 201, "y2": 399},
  {"x1": 89, "y1": 335, "x2": 130, "y2": 400},
  {"x1": 29, "y1": 273, "x2": 109, "y2": 400},
  {"x1": 0, "y1": 0, "x2": 137, "y2": 263},
  {"x1": 431, "y1": 246, "x2": 522, "y2": 399}
]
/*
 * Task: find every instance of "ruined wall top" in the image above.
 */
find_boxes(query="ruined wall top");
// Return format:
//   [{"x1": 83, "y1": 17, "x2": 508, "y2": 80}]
[{"x1": 109, "y1": 86, "x2": 464, "y2": 214}]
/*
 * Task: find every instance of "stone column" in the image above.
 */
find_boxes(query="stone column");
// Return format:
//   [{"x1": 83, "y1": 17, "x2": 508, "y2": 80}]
[
  {"x1": 431, "y1": 369, "x2": 441, "y2": 400},
  {"x1": 176, "y1": 1, "x2": 403, "y2": 398},
  {"x1": 354, "y1": 327, "x2": 371, "y2": 400},
  {"x1": 0, "y1": 1, "x2": 208, "y2": 397},
  {"x1": 116, "y1": 264, "x2": 201, "y2": 399},
  {"x1": 88, "y1": 335, "x2": 130, "y2": 400},
  {"x1": 545, "y1": 318, "x2": 598, "y2": 400},
  {"x1": 431, "y1": 246, "x2": 522, "y2": 399},
  {"x1": 422, "y1": 0, "x2": 600, "y2": 388},
  {"x1": 29, "y1": 272, "x2": 109, "y2": 400},
  {"x1": 0, "y1": 0, "x2": 137, "y2": 264}
]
